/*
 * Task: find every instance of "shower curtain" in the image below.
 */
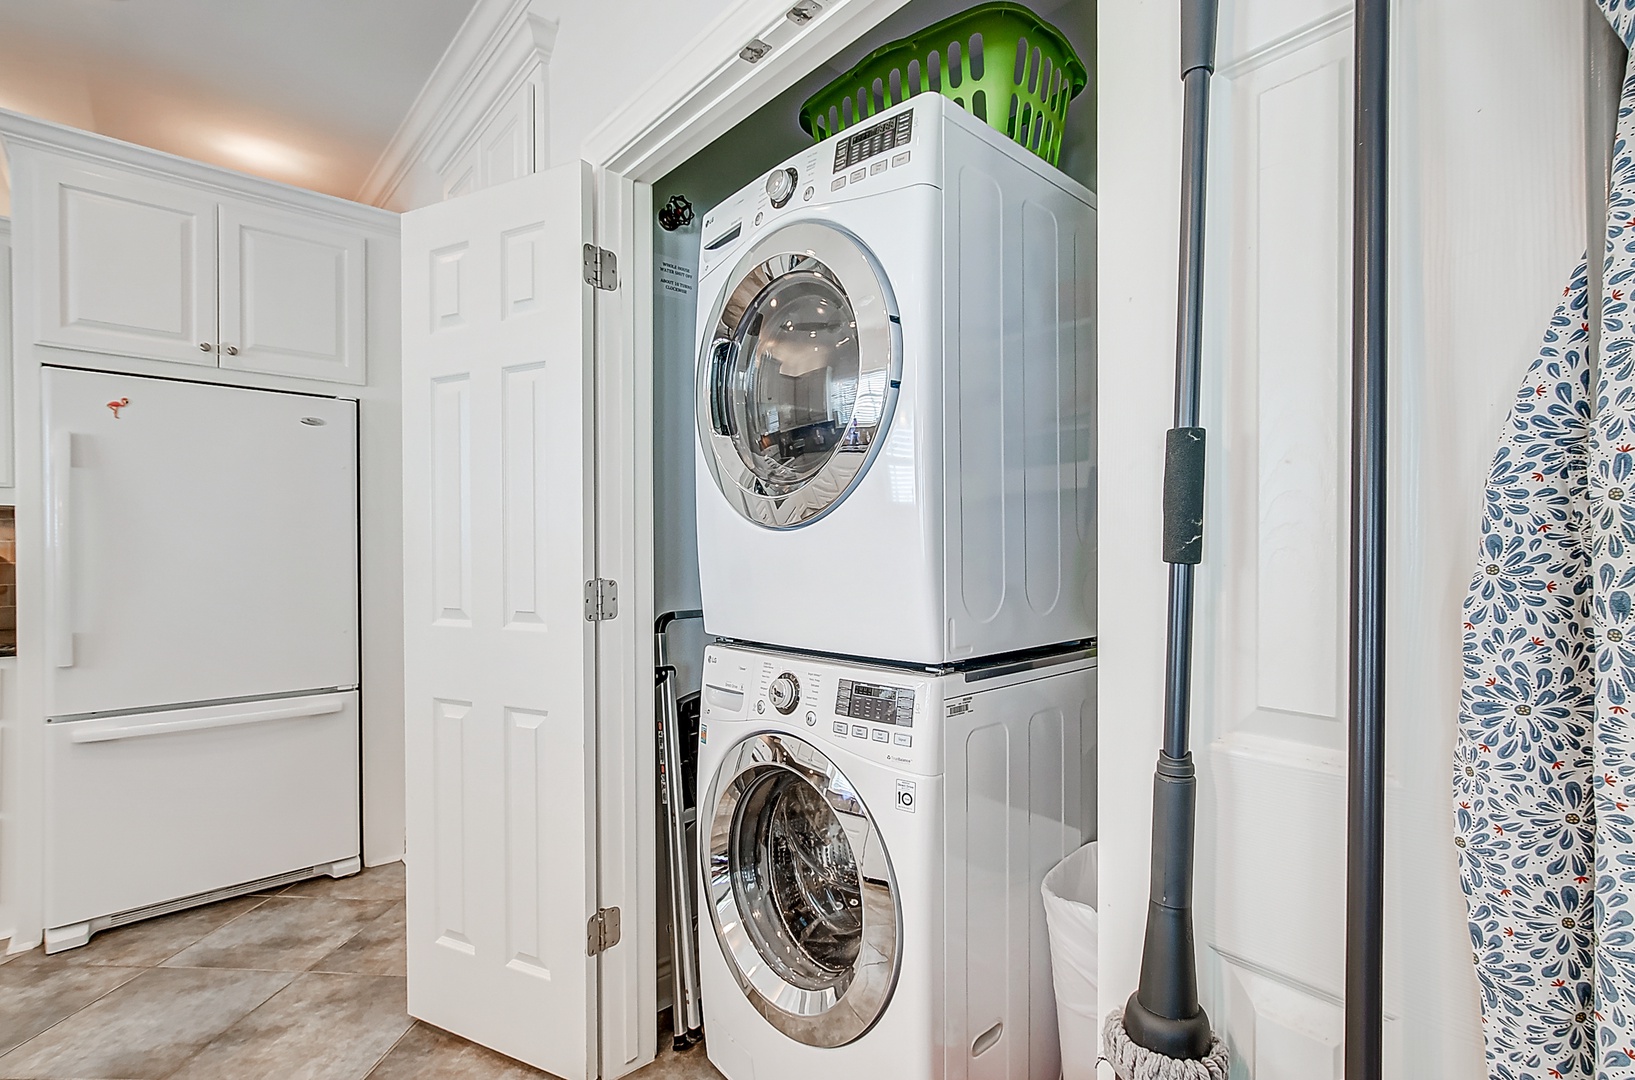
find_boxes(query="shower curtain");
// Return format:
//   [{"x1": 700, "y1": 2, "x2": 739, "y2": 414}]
[{"x1": 1455, "y1": 5, "x2": 1635, "y2": 1078}]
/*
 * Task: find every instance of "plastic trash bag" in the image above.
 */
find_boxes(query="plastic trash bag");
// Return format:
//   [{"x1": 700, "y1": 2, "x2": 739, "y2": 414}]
[{"x1": 1043, "y1": 841, "x2": 1098, "y2": 1080}]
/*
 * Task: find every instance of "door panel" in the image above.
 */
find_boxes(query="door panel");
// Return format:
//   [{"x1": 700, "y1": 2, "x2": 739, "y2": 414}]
[
  {"x1": 481, "y1": 81, "x2": 536, "y2": 190},
  {"x1": 1187, "y1": 2, "x2": 1573, "y2": 1075},
  {"x1": 401, "y1": 162, "x2": 598, "y2": 1080},
  {"x1": 218, "y1": 200, "x2": 368, "y2": 385},
  {"x1": 696, "y1": 222, "x2": 899, "y2": 529},
  {"x1": 31, "y1": 156, "x2": 217, "y2": 366},
  {"x1": 1198, "y1": 17, "x2": 1361, "y2": 1078},
  {"x1": 43, "y1": 367, "x2": 359, "y2": 717}
]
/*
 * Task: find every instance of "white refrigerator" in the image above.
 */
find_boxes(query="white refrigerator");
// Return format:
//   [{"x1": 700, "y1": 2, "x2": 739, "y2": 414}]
[{"x1": 42, "y1": 366, "x2": 361, "y2": 949}]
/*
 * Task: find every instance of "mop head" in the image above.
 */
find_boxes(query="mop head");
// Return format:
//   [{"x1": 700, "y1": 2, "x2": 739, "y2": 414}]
[{"x1": 1102, "y1": 1009, "x2": 1230, "y2": 1080}]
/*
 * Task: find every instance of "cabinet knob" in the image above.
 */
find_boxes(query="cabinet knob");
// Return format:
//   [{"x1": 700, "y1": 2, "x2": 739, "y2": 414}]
[
  {"x1": 198, "y1": 342, "x2": 213, "y2": 352},
  {"x1": 223, "y1": 345, "x2": 239, "y2": 356}
]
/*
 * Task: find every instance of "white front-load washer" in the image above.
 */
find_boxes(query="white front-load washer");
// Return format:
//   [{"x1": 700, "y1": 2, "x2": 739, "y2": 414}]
[
  {"x1": 693, "y1": 93, "x2": 1096, "y2": 666},
  {"x1": 695, "y1": 640, "x2": 1096, "y2": 1080}
]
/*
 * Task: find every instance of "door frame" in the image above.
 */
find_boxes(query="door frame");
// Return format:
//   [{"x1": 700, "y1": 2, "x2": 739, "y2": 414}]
[{"x1": 575, "y1": 0, "x2": 915, "y2": 1074}]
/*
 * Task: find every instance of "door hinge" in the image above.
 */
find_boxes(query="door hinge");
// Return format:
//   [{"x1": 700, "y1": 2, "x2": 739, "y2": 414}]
[
  {"x1": 583, "y1": 244, "x2": 618, "y2": 291},
  {"x1": 584, "y1": 578, "x2": 619, "y2": 622},
  {"x1": 786, "y1": 0, "x2": 822, "y2": 24},
  {"x1": 587, "y1": 907, "x2": 622, "y2": 955}
]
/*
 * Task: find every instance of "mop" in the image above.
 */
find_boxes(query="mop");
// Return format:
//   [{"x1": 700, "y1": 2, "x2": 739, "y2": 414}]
[{"x1": 1100, "y1": 0, "x2": 1229, "y2": 1076}]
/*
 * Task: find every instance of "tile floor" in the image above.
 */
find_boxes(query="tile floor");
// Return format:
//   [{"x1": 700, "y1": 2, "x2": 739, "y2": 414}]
[{"x1": 0, "y1": 863, "x2": 724, "y2": 1080}]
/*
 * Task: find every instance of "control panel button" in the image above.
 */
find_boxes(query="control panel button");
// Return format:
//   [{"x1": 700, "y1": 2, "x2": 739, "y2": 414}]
[
  {"x1": 893, "y1": 151, "x2": 911, "y2": 167},
  {"x1": 852, "y1": 725, "x2": 869, "y2": 739},
  {"x1": 831, "y1": 176, "x2": 846, "y2": 191},
  {"x1": 870, "y1": 160, "x2": 887, "y2": 175},
  {"x1": 806, "y1": 711, "x2": 817, "y2": 726},
  {"x1": 850, "y1": 168, "x2": 866, "y2": 183},
  {"x1": 872, "y1": 728, "x2": 890, "y2": 743},
  {"x1": 755, "y1": 700, "x2": 766, "y2": 714},
  {"x1": 833, "y1": 721, "x2": 849, "y2": 737},
  {"x1": 894, "y1": 732, "x2": 912, "y2": 747},
  {"x1": 803, "y1": 186, "x2": 815, "y2": 201}
]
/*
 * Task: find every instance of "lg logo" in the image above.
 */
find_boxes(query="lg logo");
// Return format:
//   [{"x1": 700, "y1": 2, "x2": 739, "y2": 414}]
[{"x1": 895, "y1": 779, "x2": 917, "y2": 813}]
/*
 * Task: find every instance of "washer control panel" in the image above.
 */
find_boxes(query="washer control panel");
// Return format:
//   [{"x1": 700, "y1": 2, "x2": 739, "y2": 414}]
[
  {"x1": 701, "y1": 645, "x2": 935, "y2": 773},
  {"x1": 836, "y1": 680, "x2": 914, "y2": 726}
]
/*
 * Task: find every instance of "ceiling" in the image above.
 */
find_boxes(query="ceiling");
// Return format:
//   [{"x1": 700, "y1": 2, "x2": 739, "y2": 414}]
[{"x1": 0, "y1": 0, "x2": 482, "y2": 204}]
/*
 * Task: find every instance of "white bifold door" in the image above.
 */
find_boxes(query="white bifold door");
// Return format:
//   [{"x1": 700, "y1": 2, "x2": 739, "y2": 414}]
[{"x1": 400, "y1": 163, "x2": 600, "y2": 1079}]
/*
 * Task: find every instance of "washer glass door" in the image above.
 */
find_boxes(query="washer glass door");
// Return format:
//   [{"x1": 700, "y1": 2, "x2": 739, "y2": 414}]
[
  {"x1": 704, "y1": 732, "x2": 900, "y2": 1047},
  {"x1": 697, "y1": 222, "x2": 899, "y2": 529}
]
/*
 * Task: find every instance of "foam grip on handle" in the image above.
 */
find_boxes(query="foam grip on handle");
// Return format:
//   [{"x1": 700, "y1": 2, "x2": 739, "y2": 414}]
[{"x1": 1163, "y1": 427, "x2": 1206, "y2": 565}]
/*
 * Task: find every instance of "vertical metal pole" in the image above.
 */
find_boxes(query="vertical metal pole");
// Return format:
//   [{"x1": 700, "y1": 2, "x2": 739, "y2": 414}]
[
  {"x1": 1122, "y1": 0, "x2": 1220, "y2": 1062},
  {"x1": 1588, "y1": 1, "x2": 1626, "y2": 397},
  {"x1": 1344, "y1": 0, "x2": 1388, "y2": 1077},
  {"x1": 1161, "y1": 55, "x2": 1214, "y2": 764}
]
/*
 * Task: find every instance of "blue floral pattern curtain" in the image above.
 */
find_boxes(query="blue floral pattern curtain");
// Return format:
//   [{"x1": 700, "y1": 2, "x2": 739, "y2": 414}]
[
  {"x1": 1457, "y1": 5, "x2": 1635, "y2": 1077},
  {"x1": 1457, "y1": 262, "x2": 1595, "y2": 1079},
  {"x1": 1593, "y1": 3, "x2": 1635, "y2": 1072}
]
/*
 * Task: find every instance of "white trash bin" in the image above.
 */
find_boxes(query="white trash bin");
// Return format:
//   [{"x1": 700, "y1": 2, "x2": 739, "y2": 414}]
[{"x1": 1042, "y1": 841, "x2": 1098, "y2": 1080}]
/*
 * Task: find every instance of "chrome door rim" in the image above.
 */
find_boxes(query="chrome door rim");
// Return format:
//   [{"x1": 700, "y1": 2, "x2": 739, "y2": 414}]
[
  {"x1": 696, "y1": 221, "x2": 901, "y2": 530},
  {"x1": 703, "y1": 731, "x2": 902, "y2": 1047}
]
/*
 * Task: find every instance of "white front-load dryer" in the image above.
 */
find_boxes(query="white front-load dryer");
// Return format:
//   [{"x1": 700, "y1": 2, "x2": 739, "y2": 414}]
[
  {"x1": 695, "y1": 640, "x2": 1096, "y2": 1080},
  {"x1": 693, "y1": 94, "x2": 1097, "y2": 666}
]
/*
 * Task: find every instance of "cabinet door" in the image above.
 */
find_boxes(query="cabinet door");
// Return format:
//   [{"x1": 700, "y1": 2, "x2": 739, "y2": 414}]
[
  {"x1": 218, "y1": 201, "x2": 367, "y2": 385},
  {"x1": 32, "y1": 158, "x2": 218, "y2": 366}
]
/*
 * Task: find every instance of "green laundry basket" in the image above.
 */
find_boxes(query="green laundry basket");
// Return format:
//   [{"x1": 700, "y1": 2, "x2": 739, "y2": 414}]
[{"x1": 799, "y1": 2, "x2": 1087, "y2": 167}]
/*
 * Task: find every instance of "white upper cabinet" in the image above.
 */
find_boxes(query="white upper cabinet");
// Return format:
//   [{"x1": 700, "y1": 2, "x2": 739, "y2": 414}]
[
  {"x1": 33, "y1": 157, "x2": 219, "y2": 367},
  {"x1": 218, "y1": 200, "x2": 367, "y2": 383},
  {"x1": 27, "y1": 150, "x2": 371, "y2": 385}
]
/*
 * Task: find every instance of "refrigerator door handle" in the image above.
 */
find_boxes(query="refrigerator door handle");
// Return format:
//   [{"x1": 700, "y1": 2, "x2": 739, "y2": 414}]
[
  {"x1": 48, "y1": 429, "x2": 74, "y2": 668},
  {"x1": 67, "y1": 694, "x2": 348, "y2": 744}
]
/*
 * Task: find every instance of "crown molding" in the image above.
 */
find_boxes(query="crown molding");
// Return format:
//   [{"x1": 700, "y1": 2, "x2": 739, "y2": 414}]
[
  {"x1": 0, "y1": 110, "x2": 397, "y2": 232},
  {"x1": 356, "y1": 0, "x2": 558, "y2": 208}
]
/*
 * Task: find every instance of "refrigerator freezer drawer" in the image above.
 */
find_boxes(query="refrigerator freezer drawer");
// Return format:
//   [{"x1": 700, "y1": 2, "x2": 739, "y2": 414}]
[{"x1": 45, "y1": 691, "x2": 360, "y2": 928}]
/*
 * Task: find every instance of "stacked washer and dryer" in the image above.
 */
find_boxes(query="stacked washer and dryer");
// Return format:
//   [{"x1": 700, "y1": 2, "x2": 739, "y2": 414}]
[{"x1": 691, "y1": 92, "x2": 1097, "y2": 1080}]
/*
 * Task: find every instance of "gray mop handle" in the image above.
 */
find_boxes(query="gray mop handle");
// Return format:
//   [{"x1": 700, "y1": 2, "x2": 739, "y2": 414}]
[{"x1": 1118, "y1": 0, "x2": 1223, "y2": 1064}]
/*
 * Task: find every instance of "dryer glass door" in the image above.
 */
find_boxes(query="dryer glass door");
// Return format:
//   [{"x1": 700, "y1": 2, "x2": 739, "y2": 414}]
[
  {"x1": 705, "y1": 732, "x2": 900, "y2": 1047},
  {"x1": 698, "y1": 222, "x2": 899, "y2": 529}
]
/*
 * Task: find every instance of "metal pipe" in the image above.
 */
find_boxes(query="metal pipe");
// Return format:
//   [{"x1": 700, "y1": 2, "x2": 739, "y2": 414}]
[
  {"x1": 1344, "y1": 0, "x2": 1388, "y2": 1075},
  {"x1": 1172, "y1": 71, "x2": 1211, "y2": 431},
  {"x1": 1123, "y1": 0, "x2": 1220, "y2": 1060},
  {"x1": 1161, "y1": 563, "x2": 1195, "y2": 759},
  {"x1": 655, "y1": 609, "x2": 706, "y2": 1043}
]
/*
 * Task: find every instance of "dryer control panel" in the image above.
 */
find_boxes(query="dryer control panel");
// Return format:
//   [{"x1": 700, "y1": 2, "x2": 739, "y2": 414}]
[{"x1": 695, "y1": 95, "x2": 946, "y2": 284}]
